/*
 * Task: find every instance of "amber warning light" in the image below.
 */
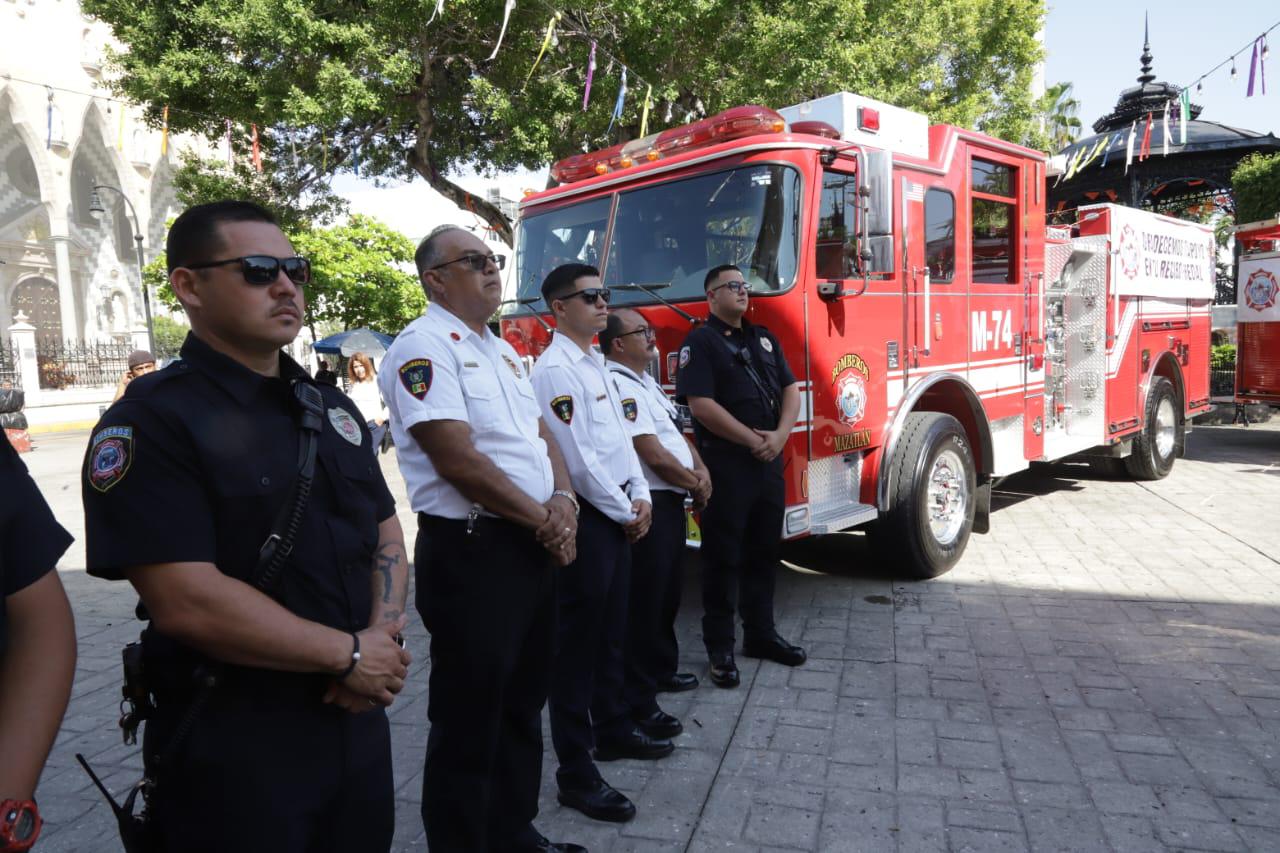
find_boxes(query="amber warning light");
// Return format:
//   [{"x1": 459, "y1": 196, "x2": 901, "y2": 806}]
[{"x1": 551, "y1": 105, "x2": 787, "y2": 184}]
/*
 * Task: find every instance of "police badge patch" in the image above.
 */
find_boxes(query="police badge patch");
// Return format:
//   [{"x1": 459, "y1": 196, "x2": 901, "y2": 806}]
[
  {"x1": 621, "y1": 398, "x2": 638, "y2": 422},
  {"x1": 399, "y1": 358, "x2": 432, "y2": 399},
  {"x1": 678, "y1": 346, "x2": 691, "y2": 368},
  {"x1": 328, "y1": 407, "x2": 363, "y2": 446},
  {"x1": 88, "y1": 426, "x2": 133, "y2": 493},
  {"x1": 551, "y1": 395, "x2": 574, "y2": 424}
]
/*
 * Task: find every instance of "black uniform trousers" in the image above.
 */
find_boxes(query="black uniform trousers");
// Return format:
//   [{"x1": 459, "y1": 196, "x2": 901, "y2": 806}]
[
  {"x1": 623, "y1": 489, "x2": 688, "y2": 715},
  {"x1": 416, "y1": 513, "x2": 555, "y2": 852},
  {"x1": 699, "y1": 447, "x2": 784, "y2": 656},
  {"x1": 145, "y1": 671, "x2": 393, "y2": 853},
  {"x1": 550, "y1": 498, "x2": 632, "y2": 787}
]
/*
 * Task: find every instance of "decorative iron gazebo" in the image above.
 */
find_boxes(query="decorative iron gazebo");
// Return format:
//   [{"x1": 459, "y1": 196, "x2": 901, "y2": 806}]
[{"x1": 1049, "y1": 26, "x2": 1280, "y2": 222}]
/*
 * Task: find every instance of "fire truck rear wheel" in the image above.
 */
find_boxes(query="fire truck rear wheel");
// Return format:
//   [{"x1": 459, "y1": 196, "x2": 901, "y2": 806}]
[
  {"x1": 1123, "y1": 376, "x2": 1180, "y2": 481},
  {"x1": 877, "y1": 412, "x2": 976, "y2": 579}
]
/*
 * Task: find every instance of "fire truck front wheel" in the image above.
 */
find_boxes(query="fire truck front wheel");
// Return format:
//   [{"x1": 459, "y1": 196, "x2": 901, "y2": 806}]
[
  {"x1": 1124, "y1": 376, "x2": 1181, "y2": 480},
  {"x1": 876, "y1": 412, "x2": 976, "y2": 579}
]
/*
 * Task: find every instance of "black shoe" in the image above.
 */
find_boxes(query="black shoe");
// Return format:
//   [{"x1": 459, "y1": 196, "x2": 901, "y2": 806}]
[
  {"x1": 742, "y1": 632, "x2": 807, "y2": 667},
  {"x1": 708, "y1": 652, "x2": 740, "y2": 688},
  {"x1": 557, "y1": 778, "x2": 637, "y2": 823},
  {"x1": 593, "y1": 727, "x2": 675, "y2": 761},
  {"x1": 633, "y1": 708, "x2": 683, "y2": 739},
  {"x1": 528, "y1": 833, "x2": 588, "y2": 853},
  {"x1": 656, "y1": 672, "x2": 699, "y2": 693}
]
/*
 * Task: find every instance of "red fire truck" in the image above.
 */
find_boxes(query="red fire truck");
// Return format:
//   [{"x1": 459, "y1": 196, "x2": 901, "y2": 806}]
[
  {"x1": 1234, "y1": 217, "x2": 1280, "y2": 406},
  {"x1": 501, "y1": 92, "x2": 1215, "y2": 578}
]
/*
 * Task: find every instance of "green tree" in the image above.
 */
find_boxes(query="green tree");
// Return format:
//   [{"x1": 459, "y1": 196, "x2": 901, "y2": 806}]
[
  {"x1": 1233, "y1": 152, "x2": 1280, "y2": 224},
  {"x1": 84, "y1": 0, "x2": 1045, "y2": 244},
  {"x1": 1040, "y1": 81, "x2": 1082, "y2": 152},
  {"x1": 151, "y1": 314, "x2": 190, "y2": 359}
]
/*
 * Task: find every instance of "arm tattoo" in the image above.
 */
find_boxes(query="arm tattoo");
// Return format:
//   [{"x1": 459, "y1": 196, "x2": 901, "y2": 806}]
[{"x1": 373, "y1": 545, "x2": 401, "y2": 604}]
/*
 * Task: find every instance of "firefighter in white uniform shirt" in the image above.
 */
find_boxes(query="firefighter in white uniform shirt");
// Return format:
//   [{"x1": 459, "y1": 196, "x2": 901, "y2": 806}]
[
  {"x1": 601, "y1": 308, "x2": 712, "y2": 736},
  {"x1": 379, "y1": 225, "x2": 584, "y2": 853},
  {"x1": 531, "y1": 263, "x2": 670, "y2": 825}
]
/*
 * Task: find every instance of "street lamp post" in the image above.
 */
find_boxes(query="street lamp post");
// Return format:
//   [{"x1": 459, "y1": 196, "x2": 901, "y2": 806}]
[{"x1": 89, "y1": 185, "x2": 154, "y2": 355}]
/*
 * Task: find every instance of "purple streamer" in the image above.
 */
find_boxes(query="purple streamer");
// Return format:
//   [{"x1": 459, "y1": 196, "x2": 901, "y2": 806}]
[
  {"x1": 1248, "y1": 39, "x2": 1259, "y2": 97},
  {"x1": 583, "y1": 42, "x2": 597, "y2": 111}
]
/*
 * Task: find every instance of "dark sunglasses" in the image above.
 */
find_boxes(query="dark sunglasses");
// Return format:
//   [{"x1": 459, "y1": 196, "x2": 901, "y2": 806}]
[
  {"x1": 185, "y1": 255, "x2": 312, "y2": 285},
  {"x1": 429, "y1": 253, "x2": 507, "y2": 272},
  {"x1": 710, "y1": 280, "x2": 750, "y2": 295},
  {"x1": 617, "y1": 326, "x2": 655, "y2": 340},
  {"x1": 560, "y1": 287, "x2": 611, "y2": 305}
]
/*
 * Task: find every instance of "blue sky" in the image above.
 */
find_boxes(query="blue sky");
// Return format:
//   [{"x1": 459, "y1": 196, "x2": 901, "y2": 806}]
[{"x1": 1044, "y1": 2, "x2": 1278, "y2": 138}]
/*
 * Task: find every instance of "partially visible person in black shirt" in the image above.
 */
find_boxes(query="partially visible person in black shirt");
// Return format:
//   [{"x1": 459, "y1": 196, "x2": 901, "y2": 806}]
[
  {"x1": 0, "y1": 437, "x2": 76, "y2": 850},
  {"x1": 81, "y1": 200, "x2": 412, "y2": 853},
  {"x1": 314, "y1": 359, "x2": 339, "y2": 386}
]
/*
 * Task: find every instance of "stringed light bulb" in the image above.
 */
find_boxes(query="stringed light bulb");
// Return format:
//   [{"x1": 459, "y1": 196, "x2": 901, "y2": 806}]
[
  {"x1": 1264, "y1": 39, "x2": 1271, "y2": 61},
  {"x1": 1196, "y1": 79, "x2": 1203, "y2": 94},
  {"x1": 1230, "y1": 57, "x2": 1238, "y2": 79}
]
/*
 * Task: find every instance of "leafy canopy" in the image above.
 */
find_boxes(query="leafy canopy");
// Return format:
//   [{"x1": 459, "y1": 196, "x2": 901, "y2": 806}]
[
  {"x1": 85, "y1": 0, "x2": 1045, "y2": 243},
  {"x1": 1233, "y1": 152, "x2": 1280, "y2": 225}
]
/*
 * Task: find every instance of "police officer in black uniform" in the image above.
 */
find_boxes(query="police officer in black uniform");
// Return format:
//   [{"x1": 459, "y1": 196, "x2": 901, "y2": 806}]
[
  {"x1": 82, "y1": 201, "x2": 412, "y2": 853},
  {"x1": 0, "y1": 438, "x2": 76, "y2": 853},
  {"x1": 676, "y1": 264, "x2": 807, "y2": 688}
]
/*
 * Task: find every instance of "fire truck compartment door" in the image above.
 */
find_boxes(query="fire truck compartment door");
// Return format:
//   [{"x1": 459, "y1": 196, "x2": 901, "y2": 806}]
[{"x1": 1043, "y1": 236, "x2": 1109, "y2": 454}]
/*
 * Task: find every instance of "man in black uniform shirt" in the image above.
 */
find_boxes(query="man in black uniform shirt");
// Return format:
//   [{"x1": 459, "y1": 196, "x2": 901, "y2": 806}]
[
  {"x1": 82, "y1": 201, "x2": 412, "y2": 853},
  {"x1": 0, "y1": 439, "x2": 76, "y2": 853},
  {"x1": 676, "y1": 264, "x2": 806, "y2": 688}
]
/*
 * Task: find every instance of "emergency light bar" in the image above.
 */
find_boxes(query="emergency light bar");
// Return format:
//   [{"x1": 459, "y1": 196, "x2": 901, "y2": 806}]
[{"x1": 550, "y1": 105, "x2": 787, "y2": 184}]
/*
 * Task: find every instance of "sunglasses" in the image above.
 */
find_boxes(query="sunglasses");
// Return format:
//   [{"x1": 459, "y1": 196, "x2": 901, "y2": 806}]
[
  {"x1": 560, "y1": 287, "x2": 611, "y2": 305},
  {"x1": 429, "y1": 253, "x2": 507, "y2": 272},
  {"x1": 185, "y1": 255, "x2": 312, "y2": 285},
  {"x1": 710, "y1": 280, "x2": 750, "y2": 295}
]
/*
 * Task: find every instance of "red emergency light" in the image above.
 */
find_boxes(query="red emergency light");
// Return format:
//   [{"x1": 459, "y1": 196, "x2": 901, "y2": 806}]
[
  {"x1": 790, "y1": 121, "x2": 841, "y2": 139},
  {"x1": 550, "y1": 105, "x2": 787, "y2": 184},
  {"x1": 857, "y1": 106, "x2": 880, "y2": 133}
]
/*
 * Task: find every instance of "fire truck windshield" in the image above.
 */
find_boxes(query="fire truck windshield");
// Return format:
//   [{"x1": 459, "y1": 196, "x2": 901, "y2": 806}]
[{"x1": 508, "y1": 163, "x2": 801, "y2": 313}]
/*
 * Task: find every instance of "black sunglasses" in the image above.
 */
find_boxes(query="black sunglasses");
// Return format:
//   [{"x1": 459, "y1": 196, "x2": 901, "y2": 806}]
[
  {"x1": 617, "y1": 326, "x2": 654, "y2": 340},
  {"x1": 185, "y1": 255, "x2": 312, "y2": 285},
  {"x1": 429, "y1": 253, "x2": 507, "y2": 273},
  {"x1": 559, "y1": 287, "x2": 611, "y2": 305}
]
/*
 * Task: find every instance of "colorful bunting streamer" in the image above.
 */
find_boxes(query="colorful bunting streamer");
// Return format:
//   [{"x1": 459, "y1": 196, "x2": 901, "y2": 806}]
[
  {"x1": 428, "y1": 0, "x2": 445, "y2": 24},
  {"x1": 1138, "y1": 112, "x2": 1153, "y2": 161},
  {"x1": 1161, "y1": 100, "x2": 1170, "y2": 157},
  {"x1": 1248, "y1": 36, "x2": 1267, "y2": 97},
  {"x1": 1124, "y1": 120, "x2": 1136, "y2": 173},
  {"x1": 583, "y1": 41, "x2": 597, "y2": 110},
  {"x1": 606, "y1": 67, "x2": 628, "y2": 134},
  {"x1": 486, "y1": 0, "x2": 517, "y2": 61},
  {"x1": 1100, "y1": 133, "x2": 1119, "y2": 169},
  {"x1": 526, "y1": 13, "x2": 561, "y2": 86},
  {"x1": 639, "y1": 84, "x2": 653, "y2": 138},
  {"x1": 160, "y1": 105, "x2": 169, "y2": 156}
]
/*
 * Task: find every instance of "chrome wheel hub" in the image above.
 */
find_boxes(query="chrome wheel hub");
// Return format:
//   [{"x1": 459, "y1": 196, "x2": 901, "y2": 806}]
[
  {"x1": 927, "y1": 449, "x2": 967, "y2": 545},
  {"x1": 1154, "y1": 396, "x2": 1176, "y2": 460}
]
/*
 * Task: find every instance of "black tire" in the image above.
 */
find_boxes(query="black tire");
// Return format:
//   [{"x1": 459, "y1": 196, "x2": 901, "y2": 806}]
[
  {"x1": 0, "y1": 411, "x2": 27, "y2": 430},
  {"x1": 1123, "y1": 377, "x2": 1180, "y2": 481},
  {"x1": 1086, "y1": 456, "x2": 1126, "y2": 478},
  {"x1": 873, "y1": 412, "x2": 976, "y2": 579}
]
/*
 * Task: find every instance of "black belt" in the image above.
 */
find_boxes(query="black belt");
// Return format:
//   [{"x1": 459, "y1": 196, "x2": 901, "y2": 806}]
[{"x1": 418, "y1": 512, "x2": 535, "y2": 540}]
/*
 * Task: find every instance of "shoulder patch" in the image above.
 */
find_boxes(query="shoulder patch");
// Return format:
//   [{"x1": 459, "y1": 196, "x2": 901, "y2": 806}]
[
  {"x1": 88, "y1": 426, "x2": 134, "y2": 493},
  {"x1": 621, "y1": 398, "x2": 638, "y2": 422},
  {"x1": 760, "y1": 336, "x2": 774, "y2": 353},
  {"x1": 679, "y1": 345, "x2": 691, "y2": 368},
  {"x1": 398, "y1": 358, "x2": 432, "y2": 400},
  {"x1": 328, "y1": 407, "x2": 363, "y2": 446},
  {"x1": 551, "y1": 395, "x2": 574, "y2": 424}
]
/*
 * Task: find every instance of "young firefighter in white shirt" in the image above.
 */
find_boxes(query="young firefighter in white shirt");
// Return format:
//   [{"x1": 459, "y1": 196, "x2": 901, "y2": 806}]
[
  {"x1": 530, "y1": 264, "x2": 670, "y2": 825},
  {"x1": 601, "y1": 307, "x2": 712, "y2": 740}
]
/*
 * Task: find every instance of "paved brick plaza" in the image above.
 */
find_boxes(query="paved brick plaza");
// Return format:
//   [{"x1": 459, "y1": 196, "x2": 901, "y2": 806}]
[{"x1": 21, "y1": 420, "x2": 1280, "y2": 852}]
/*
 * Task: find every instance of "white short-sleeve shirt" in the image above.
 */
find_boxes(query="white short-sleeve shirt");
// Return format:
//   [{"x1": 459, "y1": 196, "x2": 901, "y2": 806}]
[
  {"x1": 530, "y1": 332, "x2": 650, "y2": 525},
  {"x1": 608, "y1": 362, "x2": 695, "y2": 493},
  {"x1": 379, "y1": 304, "x2": 554, "y2": 519}
]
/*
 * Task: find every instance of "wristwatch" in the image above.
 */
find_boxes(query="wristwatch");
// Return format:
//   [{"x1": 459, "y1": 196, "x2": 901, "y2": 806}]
[
  {"x1": 0, "y1": 799, "x2": 41, "y2": 852},
  {"x1": 551, "y1": 489, "x2": 580, "y2": 517}
]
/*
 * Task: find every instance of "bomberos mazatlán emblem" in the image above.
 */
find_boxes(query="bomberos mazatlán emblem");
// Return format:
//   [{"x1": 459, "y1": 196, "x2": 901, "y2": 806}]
[
  {"x1": 1118, "y1": 224, "x2": 1140, "y2": 281},
  {"x1": 1244, "y1": 268, "x2": 1279, "y2": 312},
  {"x1": 831, "y1": 353, "x2": 869, "y2": 426}
]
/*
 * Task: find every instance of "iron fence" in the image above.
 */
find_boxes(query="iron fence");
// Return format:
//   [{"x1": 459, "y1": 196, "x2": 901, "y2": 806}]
[
  {"x1": 0, "y1": 340, "x2": 19, "y2": 390},
  {"x1": 36, "y1": 340, "x2": 132, "y2": 390},
  {"x1": 1211, "y1": 365, "x2": 1236, "y2": 398}
]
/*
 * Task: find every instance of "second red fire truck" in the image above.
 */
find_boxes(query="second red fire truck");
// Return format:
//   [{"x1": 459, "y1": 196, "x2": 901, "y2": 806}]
[
  {"x1": 1233, "y1": 217, "x2": 1280, "y2": 408},
  {"x1": 501, "y1": 92, "x2": 1215, "y2": 578}
]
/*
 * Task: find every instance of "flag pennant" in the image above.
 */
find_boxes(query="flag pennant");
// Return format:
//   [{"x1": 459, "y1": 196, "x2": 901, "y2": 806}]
[
  {"x1": 639, "y1": 84, "x2": 653, "y2": 138},
  {"x1": 160, "y1": 105, "x2": 169, "y2": 156},
  {"x1": 606, "y1": 67, "x2": 628, "y2": 134},
  {"x1": 251, "y1": 123, "x2": 262, "y2": 173},
  {"x1": 1138, "y1": 112, "x2": 1153, "y2": 161},
  {"x1": 1247, "y1": 36, "x2": 1267, "y2": 97},
  {"x1": 486, "y1": 0, "x2": 516, "y2": 61},
  {"x1": 525, "y1": 13, "x2": 561, "y2": 86},
  {"x1": 1100, "y1": 133, "x2": 1119, "y2": 169},
  {"x1": 582, "y1": 41, "x2": 597, "y2": 111},
  {"x1": 1161, "y1": 100, "x2": 1170, "y2": 157},
  {"x1": 1179, "y1": 90, "x2": 1190, "y2": 145},
  {"x1": 1125, "y1": 120, "x2": 1137, "y2": 173},
  {"x1": 428, "y1": 0, "x2": 445, "y2": 24}
]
